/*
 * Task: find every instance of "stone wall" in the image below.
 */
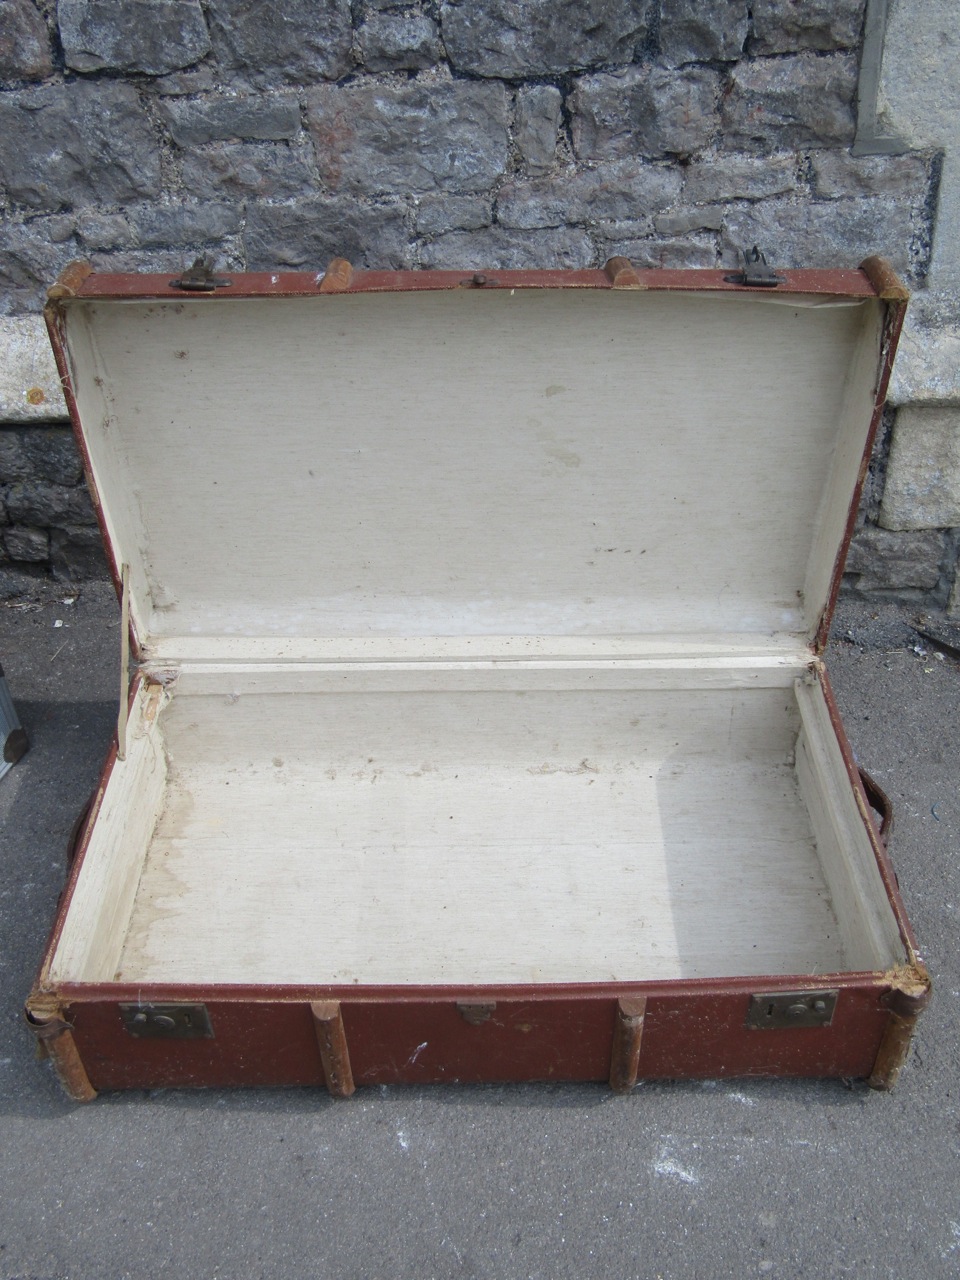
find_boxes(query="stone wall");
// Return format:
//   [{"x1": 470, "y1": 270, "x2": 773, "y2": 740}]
[{"x1": 0, "y1": 0, "x2": 956, "y2": 612}]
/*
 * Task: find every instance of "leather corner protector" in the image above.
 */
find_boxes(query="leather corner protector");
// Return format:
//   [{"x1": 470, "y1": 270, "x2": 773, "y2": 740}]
[
  {"x1": 47, "y1": 260, "x2": 94, "y2": 301},
  {"x1": 318, "y1": 259, "x2": 354, "y2": 293},
  {"x1": 859, "y1": 256, "x2": 910, "y2": 303},
  {"x1": 24, "y1": 993, "x2": 97, "y2": 1103},
  {"x1": 604, "y1": 257, "x2": 645, "y2": 290}
]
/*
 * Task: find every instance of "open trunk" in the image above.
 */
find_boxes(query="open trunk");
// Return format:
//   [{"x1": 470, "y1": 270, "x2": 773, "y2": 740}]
[{"x1": 30, "y1": 261, "x2": 927, "y2": 1098}]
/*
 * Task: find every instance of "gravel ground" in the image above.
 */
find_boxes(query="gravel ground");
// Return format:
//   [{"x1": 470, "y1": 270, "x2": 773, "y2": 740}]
[{"x1": 0, "y1": 582, "x2": 957, "y2": 1280}]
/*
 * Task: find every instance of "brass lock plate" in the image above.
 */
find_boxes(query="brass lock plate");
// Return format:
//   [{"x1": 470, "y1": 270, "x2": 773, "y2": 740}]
[
  {"x1": 746, "y1": 990, "x2": 838, "y2": 1030},
  {"x1": 120, "y1": 1003, "x2": 213, "y2": 1039}
]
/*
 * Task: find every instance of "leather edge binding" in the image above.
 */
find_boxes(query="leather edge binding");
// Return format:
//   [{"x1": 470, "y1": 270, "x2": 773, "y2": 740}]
[
  {"x1": 47, "y1": 260, "x2": 94, "y2": 301},
  {"x1": 859, "y1": 255, "x2": 910, "y2": 302},
  {"x1": 24, "y1": 992, "x2": 97, "y2": 1102}
]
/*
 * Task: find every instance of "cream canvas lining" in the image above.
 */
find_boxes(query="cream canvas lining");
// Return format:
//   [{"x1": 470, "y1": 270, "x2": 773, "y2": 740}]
[
  {"x1": 49, "y1": 670, "x2": 906, "y2": 986},
  {"x1": 63, "y1": 288, "x2": 882, "y2": 659},
  {"x1": 47, "y1": 283, "x2": 907, "y2": 989}
]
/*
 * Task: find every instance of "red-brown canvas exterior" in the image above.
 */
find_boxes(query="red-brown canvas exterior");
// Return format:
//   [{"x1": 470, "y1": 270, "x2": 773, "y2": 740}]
[
  {"x1": 30, "y1": 260, "x2": 928, "y2": 1098},
  {"x1": 58, "y1": 980, "x2": 890, "y2": 1092}
]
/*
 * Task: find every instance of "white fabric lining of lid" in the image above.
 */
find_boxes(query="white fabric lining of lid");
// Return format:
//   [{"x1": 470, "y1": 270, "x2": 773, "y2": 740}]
[{"x1": 62, "y1": 288, "x2": 883, "y2": 659}]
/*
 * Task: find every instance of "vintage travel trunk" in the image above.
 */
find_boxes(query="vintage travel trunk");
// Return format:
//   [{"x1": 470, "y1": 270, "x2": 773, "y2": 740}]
[{"x1": 28, "y1": 256, "x2": 929, "y2": 1101}]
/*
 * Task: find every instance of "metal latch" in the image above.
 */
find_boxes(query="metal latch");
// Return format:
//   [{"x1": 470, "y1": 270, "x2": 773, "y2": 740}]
[
  {"x1": 725, "y1": 246, "x2": 783, "y2": 288},
  {"x1": 120, "y1": 1003, "x2": 213, "y2": 1039},
  {"x1": 169, "y1": 257, "x2": 233, "y2": 292},
  {"x1": 746, "y1": 990, "x2": 838, "y2": 1029}
]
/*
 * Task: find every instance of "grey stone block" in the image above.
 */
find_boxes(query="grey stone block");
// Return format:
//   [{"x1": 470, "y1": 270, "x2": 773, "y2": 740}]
[
  {"x1": 845, "y1": 526, "x2": 945, "y2": 591},
  {"x1": 152, "y1": 65, "x2": 218, "y2": 96},
  {"x1": 50, "y1": 524, "x2": 108, "y2": 581},
  {"x1": 683, "y1": 152, "x2": 798, "y2": 204},
  {"x1": 654, "y1": 207, "x2": 724, "y2": 234},
  {"x1": 571, "y1": 64, "x2": 721, "y2": 160},
  {"x1": 660, "y1": 0, "x2": 748, "y2": 64},
  {"x1": 0, "y1": 430, "x2": 29, "y2": 483},
  {"x1": 0, "y1": 82, "x2": 161, "y2": 211},
  {"x1": 308, "y1": 81, "x2": 509, "y2": 195},
  {"x1": 161, "y1": 93, "x2": 301, "y2": 146},
  {"x1": 89, "y1": 248, "x2": 230, "y2": 275},
  {"x1": 3, "y1": 524, "x2": 48, "y2": 562},
  {"x1": 598, "y1": 232, "x2": 717, "y2": 268},
  {"x1": 59, "y1": 0, "x2": 210, "y2": 74},
  {"x1": 419, "y1": 226, "x2": 594, "y2": 270},
  {"x1": 415, "y1": 195, "x2": 492, "y2": 236},
  {"x1": 76, "y1": 211, "x2": 136, "y2": 251},
  {"x1": 721, "y1": 53, "x2": 857, "y2": 151},
  {"x1": 0, "y1": 316, "x2": 67, "y2": 421},
  {"x1": 243, "y1": 197, "x2": 411, "y2": 270},
  {"x1": 181, "y1": 143, "x2": 315, "y2": 200},
  {"x1": 810, "y1": 151, "x2": 933, "y2": 200},
  {"x1": 750, "y1": 0, "x2": 864, "y2": 54},
  {"x1": 0, "y1": 220, "x2": 80, "y2": 316},
  {"x1": 127, "y1": 202, "x2": 244, "y2": 248},
  {"x1": 720, "y1": 196, "x2": 915, "y2": 277},
  {"x1": 358, "y1": 12, "x2": 441, "y2": 71},
  {"x1": 950, "y1": 561, "x2": 960, "y2": 620},
  {"x1": 889, "y1": 308, "x2": 960, "y2": 407},
  {"x1": 0, "y1": 0, "x2": 52, "y2": 81},
  {"x1": 496, "y1": 161, "x2": 680, "y2": 229},
  {"x1": 206, "y1": 0, "x2": 353, "y2": 84},
  {"x1": 21, "y1": 428, "x2": 83, "y2": 486},
  {"x1": 5, "y1": 481, "x2": 98, "y2": 528},
  {"x1": 440, "y1": 0, "x2": 649, "y2": 78},
  {"x1": 515, "y1": 86, "x2": 563, "y2": 176},
  {"x1": 880, "y1": 406, "x2": 960, "y2": 531}
]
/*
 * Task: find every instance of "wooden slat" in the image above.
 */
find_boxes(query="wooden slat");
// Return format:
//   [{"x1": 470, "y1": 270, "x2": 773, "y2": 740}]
[
  {"x1": 609, "y1": 996, "x2": 646, "y2": 1091},
  {"x1": 311, "y1": 1001, "x2": 355, "y2": 1097}
]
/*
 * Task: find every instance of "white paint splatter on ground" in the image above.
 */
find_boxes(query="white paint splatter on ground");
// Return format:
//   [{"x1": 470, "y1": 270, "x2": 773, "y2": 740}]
[
  {"x1": 941, "y1": 1222, "x2": 960, "y2": 1259},
  {"x1": 652, "y1": 1143, "x2": 700, "y2": 1186},
  {"x1": 397, "y1": 1128, "x2": 410, "y2": 1151},
  {"x1": 726, "y1": 1089, "x2": 757, "y2": 1106}
]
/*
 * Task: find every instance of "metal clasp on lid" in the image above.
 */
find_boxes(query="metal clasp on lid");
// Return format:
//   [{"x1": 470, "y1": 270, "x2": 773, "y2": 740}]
[
  {"x1": 725, "y1": 245, "x2": 784, "y2": 288},
  {"x1": 170, "y1": 257, "x2": 233, "y2": 292}
]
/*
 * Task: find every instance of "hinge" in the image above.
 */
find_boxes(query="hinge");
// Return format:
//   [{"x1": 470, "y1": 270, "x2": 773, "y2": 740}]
[
  {"x1": 725, "y1": 245, "x2": 784, "y2": 288},
  {"x1": 169, "y1": 257, "x2": 233, "y2": 292},
  {"x1": 120, "y1": 1003, "x2": 213, "y2": 1039},
  {"x1": 456, "y1": 1002, "x2": 496, "y2": 1025},
  {"x1": 746, "y1": 990, "x2": 838, "y2": 1029}
]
